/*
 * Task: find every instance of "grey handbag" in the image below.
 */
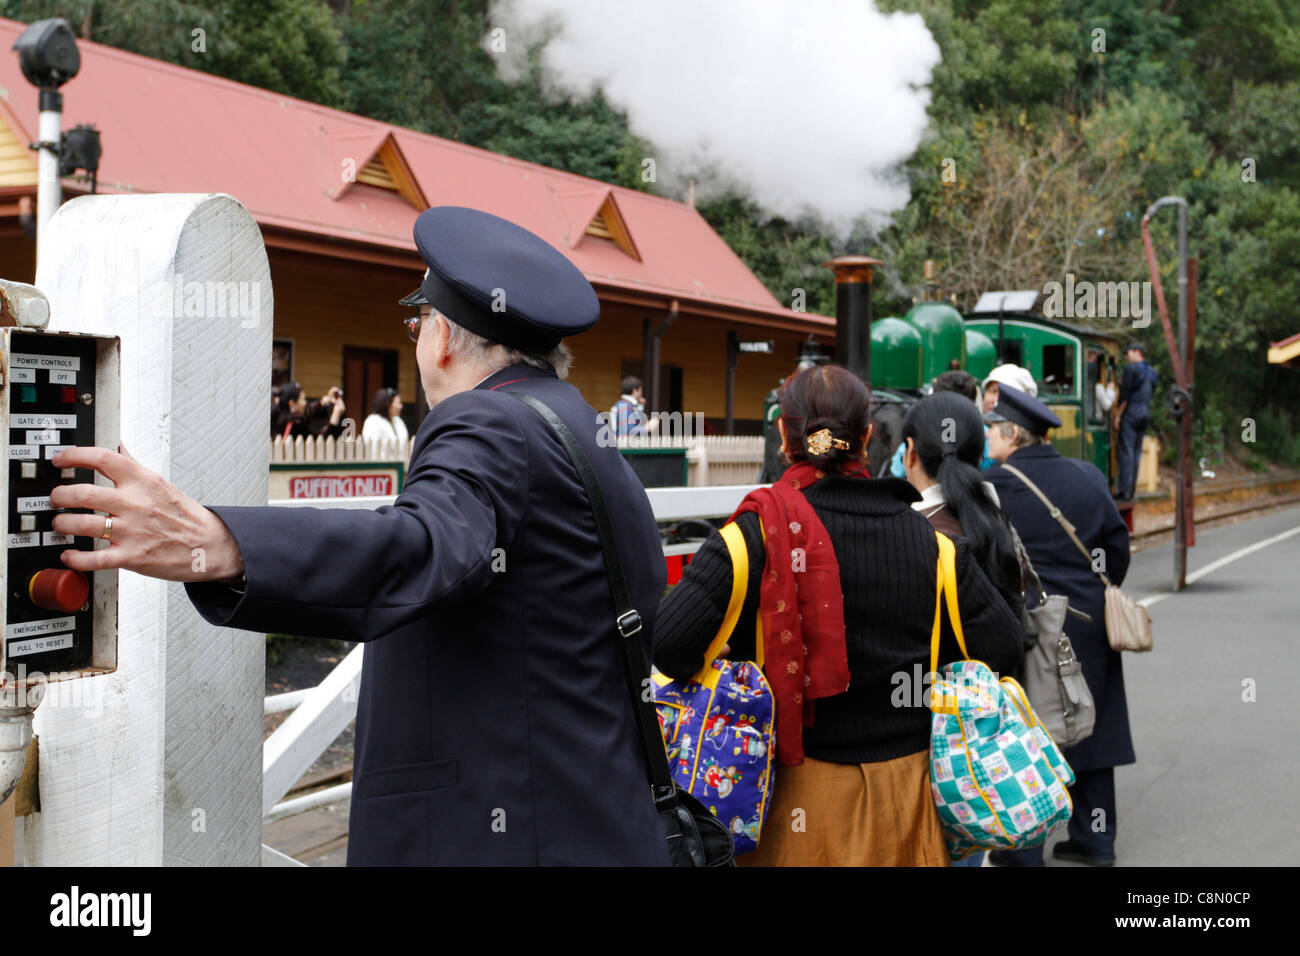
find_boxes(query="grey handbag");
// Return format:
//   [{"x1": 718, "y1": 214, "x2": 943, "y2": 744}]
[{"x1": 1005, "y1": 518, "x2": 1096, "y2": 748}]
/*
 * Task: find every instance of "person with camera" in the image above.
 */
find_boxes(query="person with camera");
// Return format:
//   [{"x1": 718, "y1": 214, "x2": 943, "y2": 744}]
[{"x1": 273, "y1": 381, "x2": 347, "y2": 440}]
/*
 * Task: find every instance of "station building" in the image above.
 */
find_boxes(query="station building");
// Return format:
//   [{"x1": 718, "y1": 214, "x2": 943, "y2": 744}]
[{"x1": 0, "y1": 16, "x2": 831, "y2": 435}]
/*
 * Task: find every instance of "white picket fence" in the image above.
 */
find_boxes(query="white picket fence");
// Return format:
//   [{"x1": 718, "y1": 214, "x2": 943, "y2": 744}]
[
  {"x1": 271, "y1": 435, "x2": 414, "y2": 464},
  {"x1": 270, "y1": 433, "x2": 765, "y2": 486}
]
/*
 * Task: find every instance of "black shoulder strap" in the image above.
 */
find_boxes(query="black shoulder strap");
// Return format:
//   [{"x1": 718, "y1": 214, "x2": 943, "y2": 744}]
[{"x1": 509, "y1": 392, "x2": 678, "y2": 805}]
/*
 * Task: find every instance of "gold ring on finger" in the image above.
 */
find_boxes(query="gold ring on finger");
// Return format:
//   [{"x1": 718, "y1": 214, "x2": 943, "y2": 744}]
[{"x1": 101, "y1": 516, "x2": 113, "y2": 541}]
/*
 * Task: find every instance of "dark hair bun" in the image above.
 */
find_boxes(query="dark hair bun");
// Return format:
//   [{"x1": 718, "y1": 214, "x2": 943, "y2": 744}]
[{"x1": 778, "y1": 365, "x2": 871, "y2": 473}]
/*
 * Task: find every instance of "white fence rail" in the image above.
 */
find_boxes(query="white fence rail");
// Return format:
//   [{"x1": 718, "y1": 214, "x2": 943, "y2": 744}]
[
  {"x1": 271, "y1": 435, "x2": 413, "y2": 464},
  {"x1": 270, "y1": 433, "x2": 764, "y2": 486},
  {"x1": 259, "y1": 484, "x2": 753, "y2": 864}
]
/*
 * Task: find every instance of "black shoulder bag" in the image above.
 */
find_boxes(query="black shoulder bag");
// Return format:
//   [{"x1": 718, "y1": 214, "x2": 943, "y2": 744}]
[{"x1": 511, "y1": 392, "x2": 734, "y2": 867}]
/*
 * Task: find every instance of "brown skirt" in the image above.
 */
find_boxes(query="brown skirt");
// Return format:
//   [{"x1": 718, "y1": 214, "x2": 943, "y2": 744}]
[{"x1": 741, "y1": 750, "x2": 951, "y2": 867}]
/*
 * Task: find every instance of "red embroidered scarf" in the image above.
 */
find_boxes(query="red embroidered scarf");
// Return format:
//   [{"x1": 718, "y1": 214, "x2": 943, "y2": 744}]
[{"x1": 731, "y1": 460, "x2": 864, "y2": 766}]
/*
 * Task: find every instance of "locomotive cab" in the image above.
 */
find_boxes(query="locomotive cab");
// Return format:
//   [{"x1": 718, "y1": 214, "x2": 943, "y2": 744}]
[{"x1": 964, "y1": 292, "x2": 1122, "y2": 490}]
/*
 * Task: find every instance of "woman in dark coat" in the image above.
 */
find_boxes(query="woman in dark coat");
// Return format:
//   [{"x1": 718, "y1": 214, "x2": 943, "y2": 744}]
[
  {"x1": 655, "y1": 364, "x2": 1025, "y2": 865},
  {"x1": 983, "y1": 384, "x2": 1133, "y2": 866}
]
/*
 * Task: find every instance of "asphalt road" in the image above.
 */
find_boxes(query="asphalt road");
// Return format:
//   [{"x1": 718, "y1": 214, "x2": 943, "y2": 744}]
[{"x1": 1103, "y1": 503, "x2": 1300, "y2": 866}]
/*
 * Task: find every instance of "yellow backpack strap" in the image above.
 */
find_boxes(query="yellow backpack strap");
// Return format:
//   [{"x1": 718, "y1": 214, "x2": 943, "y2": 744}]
[
  {"x1": 937, "y1": 531, "x2": 970, "y2": 660},
  {"x1": 930, "y1": 532, "x2": 970, "y2": 678},
  {"x1": 930, "y1": 533, "x2": 945, "y2": 678},
  {"x1": 693, "y1": 521, "x2": 751, "y2": 683}
]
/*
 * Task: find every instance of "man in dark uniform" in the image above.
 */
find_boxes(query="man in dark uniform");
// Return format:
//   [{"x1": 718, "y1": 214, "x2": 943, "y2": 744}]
[
  {"x1": 982, "y1": 385, "x2": 1134, "y2": 866},
  {"x1": 1115, "y1": 342, "x2": 1158, "y2": 500},
  {"x1": 47, "y1": 206, "x2": 669, "y2": 866}
]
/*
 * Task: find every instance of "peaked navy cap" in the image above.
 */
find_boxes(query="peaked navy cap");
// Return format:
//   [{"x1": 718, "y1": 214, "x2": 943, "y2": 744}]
[
  {"x1": 982, "y1": 383, "x2": 1062, "y2": 434},
  {"x1": 399, "y1": 206, "x2": 600, "y2": 352}
]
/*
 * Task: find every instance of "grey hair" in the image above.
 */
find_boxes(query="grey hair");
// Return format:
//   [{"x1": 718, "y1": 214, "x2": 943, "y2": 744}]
[
  {"x1": 444, "y1": 316, "x2": 572, "y2": 379},
  {"x1": 993, "y1": 419, "x2": 1043, "y2": 448}
]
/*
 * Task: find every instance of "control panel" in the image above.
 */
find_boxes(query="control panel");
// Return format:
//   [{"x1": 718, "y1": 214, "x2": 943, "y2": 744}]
[{"x1": 0, "y1": 326, "x2": 119, "y2": 690}]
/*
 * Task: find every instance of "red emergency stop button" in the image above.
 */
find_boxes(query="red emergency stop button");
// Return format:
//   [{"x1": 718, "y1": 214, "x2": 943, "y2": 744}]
[{"x1": 29, "y1": 569, "x2": 89, "y2": 613}]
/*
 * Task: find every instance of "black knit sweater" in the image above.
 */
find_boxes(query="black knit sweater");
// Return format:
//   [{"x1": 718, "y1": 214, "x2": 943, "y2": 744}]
[{"x1": 654, "y1": 476, "x2": 1026, "y2": 764}]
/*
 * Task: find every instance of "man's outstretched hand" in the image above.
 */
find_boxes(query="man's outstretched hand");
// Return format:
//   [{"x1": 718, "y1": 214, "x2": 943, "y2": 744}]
[{"x1": 48, "y1": 444, "x2": 245, "y2": 584}]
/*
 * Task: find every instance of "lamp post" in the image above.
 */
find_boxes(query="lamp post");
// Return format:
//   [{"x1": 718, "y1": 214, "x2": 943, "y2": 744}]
[{"x1": 13, "y1": 18, "x2": 82, "y2": 260}]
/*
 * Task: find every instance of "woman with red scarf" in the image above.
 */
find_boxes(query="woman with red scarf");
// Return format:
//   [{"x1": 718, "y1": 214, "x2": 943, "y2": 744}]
[{"x1": 654, "y1": 364, "x2": 1025, "y2": 865}]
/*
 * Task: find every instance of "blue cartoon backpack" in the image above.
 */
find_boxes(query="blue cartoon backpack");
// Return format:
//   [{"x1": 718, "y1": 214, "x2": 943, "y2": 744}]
[{"x1": 653, "y1": 522, "x2": 776, "y2": 855}]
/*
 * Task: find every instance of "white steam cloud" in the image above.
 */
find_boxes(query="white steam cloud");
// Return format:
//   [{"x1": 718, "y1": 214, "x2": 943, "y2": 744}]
[{"x1": 487, "y1": 0, "x2": 941, "y2": 234}]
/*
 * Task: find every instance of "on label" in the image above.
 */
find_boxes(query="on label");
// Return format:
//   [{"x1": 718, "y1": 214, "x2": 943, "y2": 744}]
[{"x1": 10, "y1": 368, "x2": 34, "y2": 383}]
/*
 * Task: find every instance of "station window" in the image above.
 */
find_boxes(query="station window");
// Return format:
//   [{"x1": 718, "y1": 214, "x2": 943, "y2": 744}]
[{"x1": 1041, "y1": 344, "x2": 1075, "y2": 396}]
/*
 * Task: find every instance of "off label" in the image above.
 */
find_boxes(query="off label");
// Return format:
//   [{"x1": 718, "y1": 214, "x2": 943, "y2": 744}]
[
  {"x1": 7, "y1": 616, "x2": 76, "y2": 639},
  {"x1": 49, "y1": 370, "x2": 76, "y2": 385},
  {"x1": 7, "y1": 633, "x2": 73, "y2": 658},
  {"x1": 11, "y1": 353, "x2": 80, "y2": 371}
]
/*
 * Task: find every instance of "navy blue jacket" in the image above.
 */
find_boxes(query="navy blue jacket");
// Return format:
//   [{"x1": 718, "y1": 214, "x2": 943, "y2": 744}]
[
  {"x1": 187, "y1": 364, "x2": 669, "y2": 865},
  {"x1": 985, "y1": 445, "x2": 1135, "y2": 771},
  {"x1": 1118, "y1": 361, "x2": 1157, "y2": 418}
]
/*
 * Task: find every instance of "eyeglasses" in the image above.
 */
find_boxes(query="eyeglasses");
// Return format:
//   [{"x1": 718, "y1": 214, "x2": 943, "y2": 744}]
[{"x1": 404, "y1": 314, "x2": 423, "y2": 343}]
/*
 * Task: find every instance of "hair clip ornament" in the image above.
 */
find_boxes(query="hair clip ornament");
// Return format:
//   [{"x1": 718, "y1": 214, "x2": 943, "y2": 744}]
[{"x1": 805, "y1": 428, "x2": 850, "y2": 456}]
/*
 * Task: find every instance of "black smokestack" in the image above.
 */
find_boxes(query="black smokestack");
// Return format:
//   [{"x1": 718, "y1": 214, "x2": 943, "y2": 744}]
[{"x1": 823, "y1": 255, "x2": 882, "y2": 384}]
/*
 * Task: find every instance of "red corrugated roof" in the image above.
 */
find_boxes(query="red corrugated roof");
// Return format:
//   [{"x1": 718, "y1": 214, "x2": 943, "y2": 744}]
[{"x1": 0, "y1": 17, "x2": 826, "y2": 326}]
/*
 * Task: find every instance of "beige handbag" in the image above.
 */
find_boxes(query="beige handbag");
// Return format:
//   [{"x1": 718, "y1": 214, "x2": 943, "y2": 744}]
[{"x1": 1001, "y1": 464, "x2": 1152, "y2": 653}]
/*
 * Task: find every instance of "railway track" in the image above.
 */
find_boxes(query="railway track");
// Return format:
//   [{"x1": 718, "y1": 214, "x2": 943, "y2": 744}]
[{"x1": 1130, "y1": 493, "x2": 1300, "y2": 548}]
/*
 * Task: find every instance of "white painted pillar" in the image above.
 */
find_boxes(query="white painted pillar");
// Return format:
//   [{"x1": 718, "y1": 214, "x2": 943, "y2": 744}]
[{"x1": 25, "y1": 193, "x2": 271, "y2": 865}]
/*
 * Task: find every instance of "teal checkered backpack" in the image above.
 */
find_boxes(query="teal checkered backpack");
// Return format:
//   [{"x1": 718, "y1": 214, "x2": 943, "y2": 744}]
[{"x1": 928, "y1": 533, "x2": 1076, "y2": 861}]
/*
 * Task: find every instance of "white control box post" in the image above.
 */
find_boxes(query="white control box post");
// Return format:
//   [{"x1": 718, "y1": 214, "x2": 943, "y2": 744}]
[{"x1": 27, "y1": 194, "x2": 272, "y2": 866}]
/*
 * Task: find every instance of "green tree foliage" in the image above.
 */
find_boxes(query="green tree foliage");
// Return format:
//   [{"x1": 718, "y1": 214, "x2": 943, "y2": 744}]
[
  {"x1": 874, "y1": 0, "x2": 1300, "y2": 462},
  {"x1": 0, "y1": 0, "x2": 347, "y2": 106},
  {"x1": 4, "y1": 0, "x2": 1298, "y2": 463},
  {"x1": 694, "y1": 195, "x2": 839, "y2": 317},
  {"x1": 336, "y1": 0, "x2": 647, "y2": 188}
]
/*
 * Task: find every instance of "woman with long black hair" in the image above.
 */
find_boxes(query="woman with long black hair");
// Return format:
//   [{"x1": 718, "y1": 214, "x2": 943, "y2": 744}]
[
  {"x1": 900, "y1": 391, "x2": 1024, "y2": 624},
  {"x1": 900, "y1": 389, "x2": 1030, "y2": 868}
]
